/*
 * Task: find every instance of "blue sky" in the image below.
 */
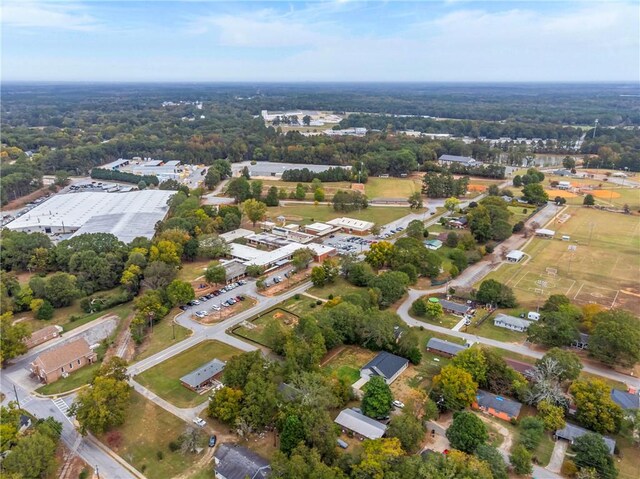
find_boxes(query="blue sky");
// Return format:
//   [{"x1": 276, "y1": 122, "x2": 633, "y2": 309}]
[{"x1": 2, "y1": 1, "x2": 638, "y2": 82}]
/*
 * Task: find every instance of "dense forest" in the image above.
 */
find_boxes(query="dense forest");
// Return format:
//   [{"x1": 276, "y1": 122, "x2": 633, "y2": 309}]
[{"x1": 1, "y1": 84, "x2": 638, "y2": 178}]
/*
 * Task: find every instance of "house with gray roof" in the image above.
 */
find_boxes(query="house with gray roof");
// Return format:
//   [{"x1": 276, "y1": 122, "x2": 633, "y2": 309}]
[
  {"x1": 493, "y1": 313, "x2": 532, "y2": 332},
  {"x1": 360, "y1": 351, "x2": 409, "y2": 385},
  {"x1": 611, "y1": 390, "x2": 640, "y2": 410},
  {"x1": 334, "y1": 408, "x2": 387, "y2": 440},
  {"x1": 555, "y1": 424, "x2": 616, "y2": 455},
  {"x1": 439, "y1": 299, "x2": 472, "y2": 316},
  {"x1": 214, "y1": 444, "x2": 270, "y2": 479},
  {"x1": 426, "y1": 337, "x2": 467, "y2": 357},
  {"x1": 473, "y1": 390, "x2": 522, "y2": 421},
  {"x1": 180, "y1": 359, "x2": 226, "y2": 392}
]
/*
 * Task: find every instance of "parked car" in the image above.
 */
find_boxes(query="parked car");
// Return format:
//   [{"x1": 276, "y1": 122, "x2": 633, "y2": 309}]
[
  {"x1": 193, "y1": 417, "x2": 206, "y2": 427},
  {"x1": 193, "y1": 300, "x2": 200, "y2": 305},
  {"x1": 210, "y1": 305, "x2": 221, "y2": 311},
  {"x1": 392, "y1": 400, "x2": 405, "y2": 409},
  {"x1": 179, "y1": 305, "x2": 188, "y2": 311},
  {"x1": 208, "y1": 435, "x2": 217, "y2": 447}
]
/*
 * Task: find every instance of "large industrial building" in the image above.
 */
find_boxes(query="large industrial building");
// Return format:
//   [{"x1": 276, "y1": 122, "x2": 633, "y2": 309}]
[{"x1": 5, "y1": 190, "x2": 175, "y2": 244}]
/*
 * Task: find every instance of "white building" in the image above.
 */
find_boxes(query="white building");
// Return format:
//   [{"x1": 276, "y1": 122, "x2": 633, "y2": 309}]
[
  {"x1": 5, "y1": 190, "x2": 174, "y2": 243},
  {"x1": 535, "y1": 228, "x2": 556, "y2": 238},
  {"x1": 506, "y1": 250, "x2": 525, "y2": 263},
  {"x1": 493, "y1": 313, "x2": 532, "y2": 332},
  {"x1": 326, "y1": 217, "x2": 375, "y2": 235},
  {"x1": 228, "y1": 242, "x2": 335, "y2": 271}
]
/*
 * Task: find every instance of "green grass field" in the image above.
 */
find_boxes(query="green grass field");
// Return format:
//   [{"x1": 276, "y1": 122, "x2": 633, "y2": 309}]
[
  {"x1": 307, "y1": 277, "x2": 363, "y2": 300},
  {"x1": 234, "y1": 308, "x2": 299, "y2": 348},
  {"x1": 98, "y1": 392, "x2": 205, "y2": 479},
  {"x1": 36, "y1": 363, "x2": 100, "y2": 395},
  {"x1": 135, "y1": 340, "x2": 242, "y2": 407},
  {"x1": 177, "y1": 260, "x2": 211, "y2": 282},
  {"x1": 364, "y1": 177, "x2": 421, "y2": 199},
  {"x1": 322, "y1": 346, "x2": 376, "y2": 383},
  {"x1": 264, "y1": 204, "x2": 416, "y2": 227},
  {"x1": 482, "y1": 207, "x2": 640, "y2": 314},
  {"x1": 260, "y1": 180, "x2": 353, "y2": 199},
  {"x1": 134, "y1": 314, "x2": 192, "y2": 362}
]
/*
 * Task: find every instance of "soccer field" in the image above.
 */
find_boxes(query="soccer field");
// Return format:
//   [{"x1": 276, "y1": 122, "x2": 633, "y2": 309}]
[{"x1": 483, "y1": 207, "x2": 640, "y2": 314}]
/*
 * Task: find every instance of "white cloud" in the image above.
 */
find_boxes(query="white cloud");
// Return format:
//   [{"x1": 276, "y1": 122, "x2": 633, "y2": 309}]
[{"x1": 1, "y1": 1, "x2": 99, "y2": 31}]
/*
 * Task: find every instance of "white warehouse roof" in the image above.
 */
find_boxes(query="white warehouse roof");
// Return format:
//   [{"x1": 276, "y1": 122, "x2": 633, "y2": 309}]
[
  {"x1": 6, "y1": 190, "x2": 174, "y2": 243},
  {"x1": 327, "y1": 217, "x2": 374, "y2": 231},
  {"x1": 229, "y1": 242, "x2": 335, "y2": 268}
]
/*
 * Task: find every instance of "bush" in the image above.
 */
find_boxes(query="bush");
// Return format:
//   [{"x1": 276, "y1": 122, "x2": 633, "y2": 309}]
[
  {"x1": 309, "y1": 302, "x2": 316, "y2": 309},
  {"x1": 156, "y1": 451, "x2": 164, "y2": 461},
  {"x1": 316, "y1": 300, "x2": 322, "y2": 305},
  {"x1": 35, "y1": 300, "x2": 54, "y2": 320},
  {"x1": 513, "y1": 221, "x2": 525, "y2": 233},
  {"x1": 294, "y1": 294, "x2": 301, "y2": 300},
  {"x1": 79, "y1": 469, "x2": 89, "y2": 479},
  {"x1": 328, "y1": 294, "x2": 334, "y2": 300},
  {"x1": 561, "y1": 460, "x2": 578, "y2": 477},
  {"x1": 140, "y1": 465, "x2": 147, "y2": 473},
  {"x1": 168, "y1": 441, "x2": 179, "y2": 452}
]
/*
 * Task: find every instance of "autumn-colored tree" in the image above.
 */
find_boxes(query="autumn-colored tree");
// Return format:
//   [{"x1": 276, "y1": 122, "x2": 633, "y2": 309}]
[
  {"x1": 431, "y1": 364, "x2": 477, "y2": 411},
  {"x1": 570, "y1": 379, "x2": 623, "y2": 434},
  {"x1": 242, "y1": 198, "x2": 267, "y2": 226},
  {"x1": 208, "y1": 387, "x2": 243, "y2": 424},
  {"x1": 452, "y1": 347, "x2": 488, "y2": 384},
  {"x1": 351, "y1": 438, "x2": 404, "y2": 479}
]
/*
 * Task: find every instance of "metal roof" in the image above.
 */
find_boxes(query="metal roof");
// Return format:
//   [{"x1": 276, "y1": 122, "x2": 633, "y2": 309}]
[
  {"x1": 439, "y1": 154, "x2": 477, "y2": 165},
  {"x1": 494, "y1": 313, "x2": 532, "y2": 330},
  {"x1": 506, "y1": 250, "x2": 525, "y2": 260},
  {"x1": 326, "y1": 217, "x2": 374, "y2": 231},
  {"x1": 334, "y1": 409, "x2": 387, "y2": 439},
  {"x1": 475, "y1": 390, "x2": 522, "y2": 418},
  {"x1": 361, "y1": 351, "x2": 408, "y2": 381},
  {"x1": 180, "y1": 359, "x2": 226, "y2": 388},
  {"x1": 426, "y1": 337, "x2": 466, "y2": 356}
]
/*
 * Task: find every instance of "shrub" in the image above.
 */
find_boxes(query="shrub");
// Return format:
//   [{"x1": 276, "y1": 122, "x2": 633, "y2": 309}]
[
  {"x1": 316, "y1": 300, "x2": 322, "y2": 305},
  {"x1": 294, "y1": 294, "x2": 301, "y2": 300},
  {"x1": 156, "y1": 451, "x2": 164, "y2": 461},
  {"x1": 79, "y1": 469, "x2": 89, "y2": 479},
  {"x1": 310, "y1": 302, "x2": 316, "y2": 309},
  {"x1": 168, "y1": 441, "x2": 180, "y2": 452},
  {"x1": 561, "y1": 460, "x2": 578, "y2": 477}
]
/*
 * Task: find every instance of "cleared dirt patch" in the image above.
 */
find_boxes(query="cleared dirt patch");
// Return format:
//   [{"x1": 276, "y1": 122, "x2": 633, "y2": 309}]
[
  {"x1": 467, "y1": 184, "x2": 487, "y2": 192},
  {"x1": 591, "y1": 189, "x2": 621, "y2": 198},
  {"x1": 547, "y1": 189, "x2": 577, "y2": 198}
]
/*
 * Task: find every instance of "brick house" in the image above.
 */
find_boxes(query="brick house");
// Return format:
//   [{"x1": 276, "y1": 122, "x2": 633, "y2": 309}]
[
  {"x1": 30, "y1": 338, "x2": 97, "y2": 384},
  {"x1": 24, "y1": 325, "x2": 63, "y2": 349},
  {"x1": 473, "y1": 390, "x2": 522, "y2": 421}
]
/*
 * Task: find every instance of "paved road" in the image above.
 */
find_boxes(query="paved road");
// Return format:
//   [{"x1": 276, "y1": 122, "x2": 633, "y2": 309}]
[{"x1": 0, "y1": 323, "x2": 141, "y2": 479}]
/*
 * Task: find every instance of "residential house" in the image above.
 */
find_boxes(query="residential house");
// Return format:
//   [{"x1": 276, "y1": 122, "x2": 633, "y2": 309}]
[
  {"x1": 30, "y1": 338, "x2": 97, "y2": 384},
  {"x1": 439, "y1": 299, "x2": 472, "y2": 316},
  {"x1": 180, "y1": 359, "x2": 226, "y2": 392},
  {"x1": 555, "y1": 424, "x2": 616, "y2": 455},
  {"x1": 426, "y1": 338, "x2": 467, "y2": 358},
  {"x1": 473, "y1": 390, "x2": 523, "y2": 421},
  {"x1": 213, "y1": 443, "x2": 270, "y2": 479},
  {"x1": 493, "y1": 313, "x2": 532, "y2": 333},
  {"x1": 360, "y1": 351, "x2": 409, "y2": 385},
  {"x1": 334, "y1": 408, "x2": 387, "y2": 440},
  {"x1": 610, "y1": 390, "x2": 640, "y2": 410},
  {"x1": 572, "y1": 333, "x2": 590, "y2": 350},
  {"x1": 448, "y1": 217, "x2": 468, "y2": 229}
]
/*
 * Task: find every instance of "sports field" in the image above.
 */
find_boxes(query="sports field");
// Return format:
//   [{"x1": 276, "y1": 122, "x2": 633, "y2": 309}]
[
  {"x1": 265, "y1": 204, "x2": 416, "y2": 226},
  {"x1": 482, "y1": 207, "x2": 640, "y2": 314},
  {"x1": 364, "y1": 177, "x2": 421, "y2": 199}
]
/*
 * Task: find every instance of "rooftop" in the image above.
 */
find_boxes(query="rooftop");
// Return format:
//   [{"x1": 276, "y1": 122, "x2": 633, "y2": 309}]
[
  {"x1": 334, "y1": 409, "x2": 387, "y2": 439},
  {"x1": 439, "y1": 154, "x2": 478, "y2": 165},
  {"x1": 535, "y1": 228, "x2": 556, "y2": 236},
  {"x1": 361, "y1": 351, "x2": 408, "y2": 381},
  {"x1": 610, "y1": 389, "x2": 640, "y2": 410},
  {"x1": 439, "y1": 299, "x2": 471, "y2": 315},
  {"x1": 214, "y1": 443, "x2": 270, "y2": 479},
  {"x1": 426, "y1": 337, "x2": 466, "y2": 356},
  {"x1": 219, "y1": 228, "x2": 254, "y2": 242},
  {"x1": 32, "y1": 338, "x2": 94, "y2": 374},
  {"x1": 221, "y1": 260, "x2": 247, "y2": 280},
  {"x1": 229, "y1": 242, "x2": 334, "y2": 268},
  {"x1": 506, "y1": 250, "x2": 525, "y2": 260},
  {"x1": 25, "y1": 325, "x2": 62, "y2": 347},
  {"x1": 475, "y1": 390, "x2": 522, "y2": 418},
  {"x1": 305, "y1": 222, "x2": 333, "y2": 233},
  {"x1": 180, "y1": 359, "x2": 226, "y2": 388},
  {"x1": 326, "y1": 217, "x2": 374, "y2": 231},
  {"x1": 494, "y1": 313, "x2": 532, "y2": 329},
  {"x1": 555, "y1": 423, "x2": 616, "y2": 455}
]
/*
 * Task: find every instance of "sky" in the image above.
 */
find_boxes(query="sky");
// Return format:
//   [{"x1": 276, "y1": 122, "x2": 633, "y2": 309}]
[{"x1": 1, "y1": 0, "x2": 639, "y2": 82}]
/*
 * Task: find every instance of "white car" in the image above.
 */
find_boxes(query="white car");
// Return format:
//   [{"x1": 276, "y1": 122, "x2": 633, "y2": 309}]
[
  {"x1": 193, "y1": 300, "x2": 200, "y2": 305},
  {"x1": 193, "y1": 417, "x2": 206, "y2": 427},
  {"x1": 392, "y1": 400, "x2": 405, "y2": 409},
  {"x1": 210, "y1": 305, "x2": 221, "y2": 311},
  {"x1": 195, "y1": 310, "x2": 208, "y2": 318}
]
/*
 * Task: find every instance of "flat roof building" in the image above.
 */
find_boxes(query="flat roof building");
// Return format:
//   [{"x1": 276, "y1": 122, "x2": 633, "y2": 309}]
[
  {"x1": 6, "y1": 190, "x2": 174, "y2": 244},
  {"x1": 326, "y1": 217, "x2": 374, "y2": 235},
  {"x1": 220, "y1": 228, "x2": 254, "y2": 243},
  {"x1": 304, "y1": 222, "x2": 336, "y2": 236},
  {"x1": 229, "y1": 242, "x2": 335, "y2": 271},
  {"x1": 334, "y1": 409, "x2": 387, "y2": 440},
  {"x1": 535, "y1": 228, "x2": 556, "y2": 238},
  {"x1": 438, "y1": 154, "x2": 480, "y2": 166}
]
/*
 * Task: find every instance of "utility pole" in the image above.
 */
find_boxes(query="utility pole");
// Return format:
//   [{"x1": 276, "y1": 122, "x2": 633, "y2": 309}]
[
  {"x1": 95, "y1": 465, "x2": 100, "y2": 479},
  {"x1": 13, "y1": 384, "x2": 21, "y2": 409}
]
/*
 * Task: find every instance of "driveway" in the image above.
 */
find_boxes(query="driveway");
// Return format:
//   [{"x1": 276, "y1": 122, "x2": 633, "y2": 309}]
[{"x1": 547, "y1": 439, "x2": 568, "y2": 473}]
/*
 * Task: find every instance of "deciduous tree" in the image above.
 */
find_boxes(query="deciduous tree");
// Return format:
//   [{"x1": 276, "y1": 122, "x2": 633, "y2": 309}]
[
  {"x1": 570, "y1": 379, "x2": 623, "y2": 434},
  {"x1": 362, "y1": 376, "x2": 393, "y2": 418},
  {"x1": 431, "y1": 364, "x2": 477, "y2": 411},
  {"x1": 446, "y1": 411, "x2": 488, "y2": 453}
]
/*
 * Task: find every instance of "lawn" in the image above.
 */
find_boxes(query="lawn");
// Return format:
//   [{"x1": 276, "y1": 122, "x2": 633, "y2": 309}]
[
  {"x1": 98, "y1": 392, "x2": 205, "y2": 479},
  {"x1": 63, "y1": 303, "x2": 133, "y2": 333},
  {"x1": 36, "y1": 363, "x2": 100, "y2": 395},
  {"x1": 467, "y1": 315, "x2": 528, "y2": 343},
  {"x1": 307, "y1": 277, "x2": 363, "y2": 300},
  {"x1": 364, "y1": 177, "x2": 421, "y2": 199},
  {"x1": 617, "y1": 433, "x2": 640, "y2": 479},
  {"x1": 135, "y1": 340, "x2": 242, "y2": 408},
  {"x1": 134, "y1": 313, "x2": 192, "y2": 362},
  {"x1": 281, "y1": 295, "x2": 319, "y2": 317},
  {"x1": 264, "y1": 204, "x2": 416, "y2": 227},
  {"x1": 234, "y1": 308, "x2": 299, "y2": 349},
  {"x1": 410, "y1": 310, "x2": 462, "y2": 329},
  {"x1": 177, "y1": 260, "x2": 211, "y2": 282},
  {"x1": 321, "y1": 346, "x2": 376, "y2": 383},
  {"x1": 260, "y1": 180, "x2": 353, "y2": 199},
  {"x1": 480, "y1": 207, "x2": 640, "y2": 314}
]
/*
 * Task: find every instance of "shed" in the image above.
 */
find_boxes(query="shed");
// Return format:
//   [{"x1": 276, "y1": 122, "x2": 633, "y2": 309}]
[
  {"x1": 360, "y1": 351, "x2": 409, "y2": 385},
  {"x1": 473, "y1": 390, "x2": 522, "y2": 421},
  {"x1": 506, "y1": 250, "x2": 525, "y2": 263},
  {"x1": 424, "y1": 239, "x2": 443, "y2": 250},
  {"x1": 334, "y1": 409, "x2": 387, "y2": 440}
]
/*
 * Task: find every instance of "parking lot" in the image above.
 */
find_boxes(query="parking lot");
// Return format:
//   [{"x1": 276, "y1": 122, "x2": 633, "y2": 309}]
[
  {"x1": 324, "y1": 233, "x2": 375, "y2": 255},
  {"x1": 181, "y1": 280, "x2": 251, "y2": 319}
]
